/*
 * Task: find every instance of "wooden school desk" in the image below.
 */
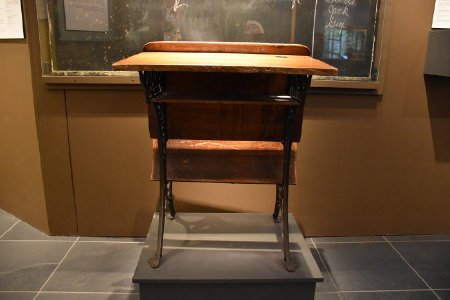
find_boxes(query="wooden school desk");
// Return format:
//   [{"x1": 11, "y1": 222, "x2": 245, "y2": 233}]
[{"x1": 113, "y1": 41, "x2": 337, "y2": 271}]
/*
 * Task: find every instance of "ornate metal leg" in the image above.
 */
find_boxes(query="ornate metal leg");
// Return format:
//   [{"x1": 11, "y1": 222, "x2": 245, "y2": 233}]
[
  {"x1": 273, "y1": 184, "x2": 283, "y2": 223},
  {"x1": 281, "y1": 105, "x2": 297, "y2": 272},
  {"x1": 149, "y1": 102, "x2": 168, "y2": 268},
  {"x1": 140, "y1": 71, "x2": 168, "y2": 268},
  {"x1": 165, "y1": 181, "x2": 176, "y2": 220},
  {"x1": 276, "y1": 74, "x2": 311, "y2": 272}
]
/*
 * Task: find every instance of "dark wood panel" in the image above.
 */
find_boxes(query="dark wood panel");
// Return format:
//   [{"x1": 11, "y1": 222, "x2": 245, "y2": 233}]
[
  {"x1": 152, "y1": 140, "x2": 297, "y2": 184},
  {"x1": 148, "y1": 102, "x2": 303, "y2": 142},
  {"x1": 164, "y1": 72, "x2": 289, "y2": 95}
]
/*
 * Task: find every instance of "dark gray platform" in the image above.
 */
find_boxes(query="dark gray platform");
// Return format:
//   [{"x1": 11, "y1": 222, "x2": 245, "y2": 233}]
[{"x1": 134, "y1": 213, "x2": 323, "y2": 300}]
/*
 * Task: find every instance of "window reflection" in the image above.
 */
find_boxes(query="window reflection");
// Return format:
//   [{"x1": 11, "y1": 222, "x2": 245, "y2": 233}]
[{"x1": 323, "y1": 28, "x2": 367, "y2": 61}]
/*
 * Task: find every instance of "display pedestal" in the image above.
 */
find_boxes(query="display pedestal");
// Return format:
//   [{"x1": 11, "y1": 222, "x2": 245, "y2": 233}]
[{"x1": 133, "y1": 213, "x2": 323, "y2": 300}]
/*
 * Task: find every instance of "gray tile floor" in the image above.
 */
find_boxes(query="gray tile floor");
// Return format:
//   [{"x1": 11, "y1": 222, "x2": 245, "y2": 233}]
[{"x1": 0, "y1": 209, "x2": 449, "y2": 300}]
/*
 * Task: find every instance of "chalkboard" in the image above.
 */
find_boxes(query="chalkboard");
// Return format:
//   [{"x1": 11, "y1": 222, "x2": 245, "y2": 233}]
[{"x1": 45, "y1": 0, "x2": 379, "y2": 79}]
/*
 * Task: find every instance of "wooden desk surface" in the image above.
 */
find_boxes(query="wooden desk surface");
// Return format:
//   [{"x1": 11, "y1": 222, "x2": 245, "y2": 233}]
[{"x1": 113, "y1": 52, "x2": 337, "y2": 76}]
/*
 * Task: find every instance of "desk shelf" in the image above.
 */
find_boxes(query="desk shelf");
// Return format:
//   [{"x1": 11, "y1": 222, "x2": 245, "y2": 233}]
[
  {"x1": 152, "y1": 139, "x2": 297, "y2": 184},
  {"x1": 153, "y1": 92, "x2": 301, "y2": 106}
]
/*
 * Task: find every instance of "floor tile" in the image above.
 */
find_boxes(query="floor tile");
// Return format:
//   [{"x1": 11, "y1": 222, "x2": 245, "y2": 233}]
[
  {"x1": 42, "y1": 242, "x2": 142, "y2": 293},
  {"x1": 435, "y1": 290, "x2": 450, "y2": 300},
  {"x1": 0, "y1": 241, "x2": 74, "y2": 291},
  {"x1": 315, "y1": 292, "x2": 342, "y2": 300},
  {"x1": 317, "y1": 243, "x2": 428, "y2": 291},
  {"x1": 391, "y1": 241, "x2": 450, "y2": 289},
  {"x1": 341, "y1": 291, "x2": 438, "y2": 300},
  {"x1": 1, "y1": 221, "x2": 76, "y2": 241},
  {"x1": 0, "y1": 209, "x2": 19, "y2": 236},
  {"x1": 386, "y1": 235, "x2": 450, "y2": 242},
  {"x1": 78, "y1": 237, "x2": 145, "y2": 243},
  {"x1": 310, "y1": 248, "x2": 339, "y2": 293},
  {"x1": 36, "y1": 292, "x2": 139, "y2": 300},
  {"x1": 312, "y1": 236, "x2": 385, "y2": 244},
  {"x1": 0, "y1": 292, "x2": 37, "y2": 300}
]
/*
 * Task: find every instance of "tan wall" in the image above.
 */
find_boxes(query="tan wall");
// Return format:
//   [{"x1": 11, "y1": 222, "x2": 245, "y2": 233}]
[
  {"x1": 25, "y1": 1, "x2": 78, "y2": 236},
  {"x1": 65, "y1": 90, "x2": 157, "y2": 236},
  {"x1": 1, "y1": 0, "x2": 449, "y2": 237},
  {"x1": 65, "y1": 0, "x2": 449, "y2": 237},
  {"x1": 0, "y1": 40, "x2": 49, "y2": 232},
  {"x1": 293, "y1": 0, "x2": 450, "y2": 235}
]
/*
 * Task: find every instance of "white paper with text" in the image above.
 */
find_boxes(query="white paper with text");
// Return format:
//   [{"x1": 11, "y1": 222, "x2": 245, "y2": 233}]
[
  {"x1": 433, "y1": 0, "x2": 450, "y2": 29},
  {"x1": 0, "y1": 0, "x2": 24, "y2": 39}
]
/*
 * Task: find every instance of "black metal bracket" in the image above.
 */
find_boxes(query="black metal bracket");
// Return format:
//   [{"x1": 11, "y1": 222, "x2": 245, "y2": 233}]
[
  {"x1": 288, "y1": 74, "x2": 312, "y2": 104},
  {"x1": 139, "y1": 71, "x2": 164, "y2": 103}
]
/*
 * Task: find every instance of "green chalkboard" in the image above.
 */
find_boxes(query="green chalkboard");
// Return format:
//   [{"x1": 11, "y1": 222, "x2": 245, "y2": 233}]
[{"x1": 45, "y1": 0, "x2": 379, "y2": 79}]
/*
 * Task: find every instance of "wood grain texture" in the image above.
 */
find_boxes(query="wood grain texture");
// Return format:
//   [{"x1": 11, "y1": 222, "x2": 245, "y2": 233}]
[
  {"x1": 164, "y1": 72, "x2": 289, "y2": 95},
  {"x1": 143, "y1": 41, "x2": 311, "y2": 56},
  {"x1": 148, "y1": 102, "x2": 303, "y2": 142},
  {"x1": 113, "y1": 52, "x2": 337, "y2": 75},
  {"x1": 152, "y1": 139, "x2": 297, "y2": 184}
]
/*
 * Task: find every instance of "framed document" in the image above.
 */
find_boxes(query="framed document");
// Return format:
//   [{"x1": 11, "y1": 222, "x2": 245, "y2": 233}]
[
  {"x1": 0, "y1": 0, "x2": 24, "y2": 39},
  {"x1": 432, "y1": 0, "x2": 450, "y2": 29}
]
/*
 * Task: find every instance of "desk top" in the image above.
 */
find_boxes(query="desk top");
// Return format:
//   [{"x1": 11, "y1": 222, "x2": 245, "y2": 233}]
[{"x1": 113, "y1": 51, "x2": 337, "y2": 76}]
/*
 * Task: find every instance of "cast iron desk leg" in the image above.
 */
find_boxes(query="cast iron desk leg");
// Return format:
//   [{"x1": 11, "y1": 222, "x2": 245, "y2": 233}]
[
  {"x1": 281, "y1": 105, "x2": 297, "y2": 272},
  {"x1": 140, "y1": 71, "x2": 169, "y2": 268},
  {"x1": 149, "y1": 102, "x2": 168, "y2": 268},
  {"x1": 274, "y1": 74, "x2": 311, "y2": 272}
]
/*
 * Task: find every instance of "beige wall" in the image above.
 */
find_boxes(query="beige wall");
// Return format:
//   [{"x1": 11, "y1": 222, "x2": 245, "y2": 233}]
[
  {"x1": 65, "y1": 90, "x2": 157, "y2": 236},
  {"x1": 293, "y1": 0, "x2": 450, "y2": 235},
  {"x1": 26, "y1": 1, "x2": 78, "y2": 236},
  {"x1": 0, "y1": 2, "x2": 77, "y2": 235},
  {"x1": 0, "y1": 40, "x2": 49, "y2": 232},
  {"x1": 1, "y1": 0, "x2": 449, "y2": 237},
  {"x1": 66, "y1": 0, "x2": 449, "y2": 236}
]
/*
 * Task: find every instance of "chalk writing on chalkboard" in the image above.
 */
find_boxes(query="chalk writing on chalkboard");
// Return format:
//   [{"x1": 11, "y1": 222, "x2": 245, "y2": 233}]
[
  {"x1": 46, "y1": 0, "x2": 379, "y2": 79},
  {"x1": 324, "y1": 0, "x2": 357, "y2": 30},
  {"x1": 173, "y1": 0, "x2": 188, "y2": 12},
  {"x1": 314, "y1": 0, "x2": 378, "y2": 77}
]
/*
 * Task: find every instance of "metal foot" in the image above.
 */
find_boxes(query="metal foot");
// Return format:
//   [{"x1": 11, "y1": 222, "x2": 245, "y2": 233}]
[
  {"x1": 149, "y1": 255, "x2": 161, "y2": 268},
  {"x1": 285, "y1": 259, "x2": 296, "y2": 272}
]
